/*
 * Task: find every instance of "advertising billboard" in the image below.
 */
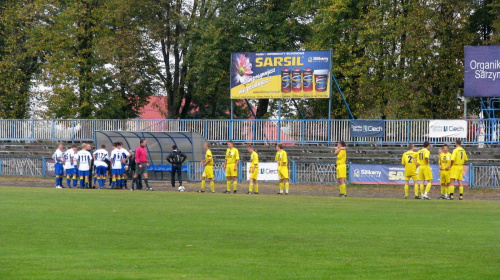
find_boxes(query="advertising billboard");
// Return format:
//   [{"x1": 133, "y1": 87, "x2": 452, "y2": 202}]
[
  {"x1": 230, "y1": 51, "x2": 332, "y2": 99},
  {"x1": 246, "y1": 162, "x2": 279, "y2": 181},
  {"x1": 464, "y1": 46, "x2": 500, "y2": 97},
  {"x1": 349, "y1": 120, "x2": 385, "y2": 138},
  {"x1": 349, "y1": 164, "x2": 470, "y2": 186},
  {"x1": 429, "y1": 120, "x2": 467, "y2": 138}
]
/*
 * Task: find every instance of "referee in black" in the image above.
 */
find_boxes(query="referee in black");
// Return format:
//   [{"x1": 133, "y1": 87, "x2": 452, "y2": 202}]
[{"x1": 167, "y1": 145, "x2": 187, "y2": 188}]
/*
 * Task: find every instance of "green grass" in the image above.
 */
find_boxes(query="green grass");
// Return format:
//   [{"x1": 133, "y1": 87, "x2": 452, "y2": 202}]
[{"x1": 0, "y1": 187, "x2": 499, "y2": 280}]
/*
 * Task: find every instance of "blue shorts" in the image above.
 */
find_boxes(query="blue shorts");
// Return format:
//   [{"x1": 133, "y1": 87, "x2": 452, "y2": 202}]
[
  {"x1": 79, "y1": 170, "x2": 90, "y2": 176},
  {"x1": 96, "y1": 166, "x2": 108, "y2": 176},
  {"x1": 65, "y1": 167, "x2": 75, "y2": 176},
  {"x1": 111, "y1": 169, "x2": 123, "y2": 175},
  {"x1": 55, "y1": 163, "x2": 64, "y2": 176}
]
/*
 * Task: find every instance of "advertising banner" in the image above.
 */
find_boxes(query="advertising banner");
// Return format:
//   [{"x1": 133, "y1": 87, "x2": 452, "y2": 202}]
[
  {"x1": 45, "y1": 158, "x2": 55, "y2": 177},
  {"x1": 349, "y1": 120, "x2": 385, "y2": 138},
  {"x1": 429, "y1": 120, "x2": 467, "y2": 138},
  {"x1": 230, "y1": 51, "x2": 331, "y2": 99},
  {"x1": 349, "y1": 164, "x2": 470, "y2": 186},
  {"x1": 246, "y1": 162, "x2": 279, "y2": 181},
  {"x1": 464, "y1": 46, "x2": 500, "y2": 97}
]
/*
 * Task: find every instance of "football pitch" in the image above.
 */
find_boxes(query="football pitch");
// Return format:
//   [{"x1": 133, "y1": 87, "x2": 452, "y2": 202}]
[{"x1": 0, "y1": 187, "x2": 498, "y2": 279}]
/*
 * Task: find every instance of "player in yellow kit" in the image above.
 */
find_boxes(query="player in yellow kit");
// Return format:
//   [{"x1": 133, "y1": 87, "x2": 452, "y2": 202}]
[
  {"x1": 276, "y1": 144, "x2": 289, "y2": 195},
  {"x1": 417, "y1": 141, "x2": 432, "y2": 200},
  {"x1": 224, "y1": 141, "x2": 240, "y2": 193},
  {"x1": 401, "y1": 144, "x2": 419, "y2": 199},
  {"x1": 247, "y1": 146, "x2": 259, "y2": 194},
  {"x1": 438, "y1": 145, "x2": 452, "y2": 199},
  {"x1": 448, "y1": 139, "x2": 468, "y2": 200},
  {"x1": 199, "y1": 142, "x2": 215, "y2": 193},
  {"x1": 334, "y1": 141, "x2": 347, "y2": 197}
]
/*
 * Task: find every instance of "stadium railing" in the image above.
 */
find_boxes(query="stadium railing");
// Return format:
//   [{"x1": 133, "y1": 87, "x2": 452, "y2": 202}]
[
  {"x1": 2, "y1": 158, "x2": 498, "y2": 188},
  {"x1": 0, "y1": 119, "x2": 498, "y2": 145}
]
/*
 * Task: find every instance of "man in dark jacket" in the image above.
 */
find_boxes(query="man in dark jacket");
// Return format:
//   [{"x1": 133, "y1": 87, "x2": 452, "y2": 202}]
[{"x1": 167, "y1": 145, "x2": 187, "y2": 188}]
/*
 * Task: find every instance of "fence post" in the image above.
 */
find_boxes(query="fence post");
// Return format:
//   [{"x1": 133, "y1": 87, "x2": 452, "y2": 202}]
[
  {"x1": 136, "y1": 119, "x2": 140, "y2": 131},
  {"x1": 187, "y1": 160, "x2": 191, "y2": 181},
  {"x1": 42, "y1": 157, "x2": 46, "y2": 178},
  {"x1": 292, "y1": 161, "x2": 296, "y2": 183},
  {"x1": 0, "y1": 158, "x2": 2, "y2": 175},
  {"x1": 238, "y1": 161, "x2": 243, "y2": 182},
  {"x1": 406, "y1": 120, "x2": 410, "y2": 145},
  {"x1": 469, "y1": 163, "x2": 473, "y2": 188},
  {"x1": 51, "y1": 120, "x2": 56, "y2": 142},
  {"x1": 31, "y1": 119, "x2": 35, "y2": 142}
]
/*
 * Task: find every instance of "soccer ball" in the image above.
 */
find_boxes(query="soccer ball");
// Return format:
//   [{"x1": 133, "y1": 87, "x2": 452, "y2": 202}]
[{"x1": 178, "y1": 186, "x2": 185, "y2": 192}]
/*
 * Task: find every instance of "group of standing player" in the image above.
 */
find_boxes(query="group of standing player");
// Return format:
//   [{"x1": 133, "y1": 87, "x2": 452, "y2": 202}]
[
  {"x1": 401, "y1": 139, "x2": 468, "y2": 200},
  {"x1": 199, "y1": 141, "x2": 348, "y2": 196}
]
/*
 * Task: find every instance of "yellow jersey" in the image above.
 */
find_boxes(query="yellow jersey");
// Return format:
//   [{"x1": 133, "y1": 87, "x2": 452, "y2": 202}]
[
  {"x1": 451, "y1": 147, "x2": 468, "y2": 166},
  {"x1": 439, "y1": 152, "x2": 451, "y2": 170},
  {"x1": 336, "y1": 149, "x2": 346, "y2": 165},
  {"x1": 205, "y1": 149, "x2": 213, "y2": 166},
  {"x1": 276, "y1": 150, "x2": 288, "y2": 167},
  {"x1": 401, "y1": 151, "x2": 418, "y2": 175},
  {"x1": 250, "y1": 151, "x2": 259, "y2": 168},
  {"x1": 417, "y1": 148, "x2": 430, "y2": 166},
  {"x1": 225, "y1": 147, "x2": 239, "y2": 165}
]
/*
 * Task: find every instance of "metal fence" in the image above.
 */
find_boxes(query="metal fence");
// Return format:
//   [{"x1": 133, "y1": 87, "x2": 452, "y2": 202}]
[
  {"x1": 0, "y1": 118, "x2": 498, "y2": 145},
  {"x1": 3, "y1": 157, "x2": 498, "y2": 188}
]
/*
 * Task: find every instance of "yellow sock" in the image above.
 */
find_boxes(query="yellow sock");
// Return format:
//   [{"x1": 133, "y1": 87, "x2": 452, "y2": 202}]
[
  {"x1": 201, "y1": 180, "x2": 205, "y2": 191},
  {"x1": 249, "y1": 184, "x2": 253, "y2": 192},
  {"x1": 420, "y1": 184, "x2": 424, "y2": 194},
  {"x1": 285, "y1": 182, "x2": 289, "y2": 193},
  {"x1": 441, "y1": 186, "x2": 445, "y2": 195},
  {"x1": 255, "y1": 184, "x2": 258, "y2": 193},
  {"x1": 342, "y1": 184, "x2": 347, "y2": 195},
  {"x1": 233, "y1": 181, "x2": 237, "y2": 191},
  {"x1": 226, "y1": 181, "x2": 231, "y2": 191},
  {"x1": 210, "y1": 182, "x2": 214, "y2": 192},
  {"x1": 404, "y1": 185, "x2": 409, "y2": 197},
  {"x1": 425, "y1": 182, "x2": 431, "y2": 193},
  {"x1": 445, "y1": 186, "x2": 449, "y2": 195},
  {"x1": 449, "y1": 185, "x2": 455, "y2": 197},
  {"x1": 414, "y1": 185, "x2": 419, "y2": 196},
  {"x1": 459, "y1": 186, "x2": 463, "y2": 195},
  {"x1": 279, "y1": 183, "x2": 284, "y2": 193}
]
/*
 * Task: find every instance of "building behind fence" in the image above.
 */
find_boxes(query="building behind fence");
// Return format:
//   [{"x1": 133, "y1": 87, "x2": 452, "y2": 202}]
[{"x1": 1, "y1": 157, "x2": 498, "y2": 188}]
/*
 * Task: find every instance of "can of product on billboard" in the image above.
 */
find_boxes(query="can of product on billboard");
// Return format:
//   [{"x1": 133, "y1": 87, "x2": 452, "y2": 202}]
[
  {"x1": 292, "y1": 68, "x2": 302, "y2": 92},
  {"x1": 314, "y1": 69, "x2": 329, "y2": 92},
  {"x1": 281, "y1": 68, "x2": 291, "y2": 93},
  {"x1": 302, "y1": 68, "x2": 313, "y2": 92}
]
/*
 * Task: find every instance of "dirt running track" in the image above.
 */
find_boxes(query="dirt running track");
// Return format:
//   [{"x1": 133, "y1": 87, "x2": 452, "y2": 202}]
[{"x1": 1, "y1": 176, "x2": 499, "y2": 201}]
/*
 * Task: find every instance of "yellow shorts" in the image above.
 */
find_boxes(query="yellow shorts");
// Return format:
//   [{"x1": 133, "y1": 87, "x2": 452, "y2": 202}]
[
  {"x1": 249, "y1": 166, "x2": 258, "y2": 180},
  {"x1": 336, "y1": 164, "x2": 347, "y2": 179},
  {"x1": 405, "y1": 174, "x2": 417, "y2": 182},
  {"x1": 278, "y1": 167, "x2": 289, "y2": 180},
  {"x1": 450, "y1": 165, "x2": 463, "y2": 181},
  {"x1": 226, "y1": 164, "x2": 238, "y2": 177},
  {"x1": 202, "y1": 166, "x2": 214, "y2": 179},
  {"x1": 418, "y1": 166, "x2": 433, "y2": 181},
  {"x1": 440, "y1": 170, "x2": 450, "y2": 185}
]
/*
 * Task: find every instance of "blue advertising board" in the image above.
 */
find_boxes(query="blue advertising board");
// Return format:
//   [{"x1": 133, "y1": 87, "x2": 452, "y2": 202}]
[
  {"x1": 349, "y1": 120, "x2": 385, "y2": 138},
  {"x1": 349, "y1": 164, "x2": 470, "y2": 186},
  {"x1": 464, "y1": 46, "x2": 500, "y2": 97},
  {"x1": 230, "y1": 50, "x2": 332, "y2": 99}
]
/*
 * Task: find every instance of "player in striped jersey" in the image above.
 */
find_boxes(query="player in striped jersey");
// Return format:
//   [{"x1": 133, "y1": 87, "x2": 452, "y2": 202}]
[
  {"x1": 199, "y1": 142, "x2": 214, "y2": 193},
  {"x1": 63, "y1": 144, "x2": 78, "y2": 188},
  {"x1": 93, "y1": 144, "x2": 109, "y2": 189},
  {"x1": 53, "y1": 143, "x2": 65, "y2": 188},
  {"x1": 247, "y1": 145, "x2": 259, "y2": 194},
  {"x1": 401, "y1": 144, "x2": 419, "y2": 199},
  {"x1": 75, "y1": 143, "x2": 93, "y2": 188},
  {"x1": 448, "y1": 139, "x2": 468, "y2": 200}
]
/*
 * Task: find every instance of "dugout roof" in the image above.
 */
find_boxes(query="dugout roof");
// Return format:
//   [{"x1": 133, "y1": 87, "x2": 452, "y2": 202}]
[{"x1": 94, "y1": 131, "x2": 206, "y2": 164}]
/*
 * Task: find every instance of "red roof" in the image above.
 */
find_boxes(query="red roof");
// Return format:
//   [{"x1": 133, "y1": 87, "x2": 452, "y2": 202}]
[{"x1": 139, "y1": 96, "x2": 167, "y2": 119}]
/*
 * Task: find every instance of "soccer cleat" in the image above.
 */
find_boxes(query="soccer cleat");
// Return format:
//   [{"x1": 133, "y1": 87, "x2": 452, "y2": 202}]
[
  {"x1": 404, "y1": 196, "x2": 408, "y2": 199},
  {"x1": 277, "y1": 192, "x2": 282, "y2": 195},
  {"x1": 459, "y1": 197, "x2": 463, "y2": 200},
  {"x1": 246, "y1": 192, "x2": 252, "y2": 194},
  {"x1": 254, "y1": 192, "x2": 258, "y2": 194},
  {"x1": 233, "y1": 190, "x2": 237, "y2": 193},
  {"x1": 198, "y1": 190, "x2": 205, "y2": 193},
  {"x1": 423, "y1": 196, "x2": 431, "y2": 200},
  {"x1": 147, "y1": 187, "x2": 153, "y2": 191},
  {"x1": 56, "y1": 186, "x2": 63, "y2": 189},
  {"x1": 338, "y1": 194, "x2": 343, "y2": 197},
  {"x1": 285, "y1": 193, "x2": 288, "y2": 195},
  {"x1": 415, "y1": 196, "x2": 421, "y2": 199},
  {"x1": 438, "y1": 195, "x2": 445, "y2": 200},
  {"x1": 224, "y1": 190, "x2": 230, "y2": 193},
  {"x1": 341, "y1": 194, "x2": 347, "y2": 197}
]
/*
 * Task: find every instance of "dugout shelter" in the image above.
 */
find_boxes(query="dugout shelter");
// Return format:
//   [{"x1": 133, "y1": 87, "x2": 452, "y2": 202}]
[{"x1": 95, "y1": 131, "x2": 206, "y2": 180}]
